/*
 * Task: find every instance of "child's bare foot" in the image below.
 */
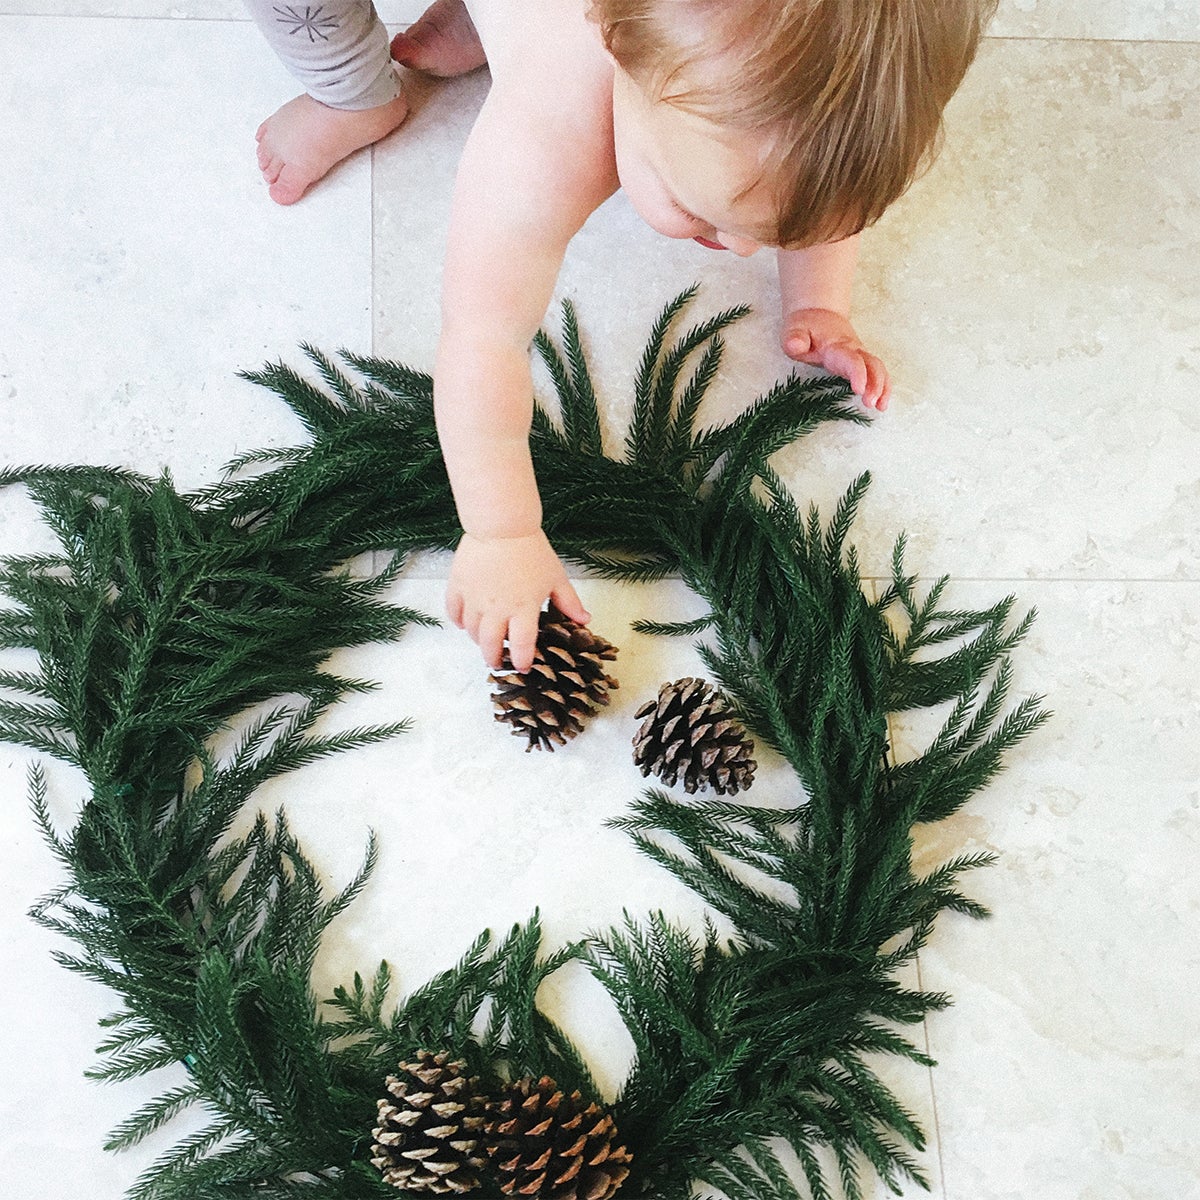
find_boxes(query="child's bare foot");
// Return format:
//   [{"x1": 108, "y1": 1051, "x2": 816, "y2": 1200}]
[
  {"x1": 255, "y1": 91, "x2": 409, "y2": 206},
  {"x1": 390, "y1": 0, "x2": 487, "y2": 77}
]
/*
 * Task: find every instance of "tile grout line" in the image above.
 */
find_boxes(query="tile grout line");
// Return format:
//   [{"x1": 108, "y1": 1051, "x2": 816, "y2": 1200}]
[
  {"x1": 370, "y1": 142, "x2": 377, "y2": 360},
  {"x1": 857, "y1": 575, "x2": 1199, "y2": 585},
  {"x1": 370, "y1": 123, "x2": 378, "y2": 577},
  {"x1": 882, "y1": 718, "x2": 948, "y2": 1198},
  {"x1": 984, "y1": 32, "x2": 1200, "y2": 47},
  {"x1": 879, "y1": 569, "x2": 946, "y2": 1200},
  {"x1": 915, "y1": 948, "x2": 951, "y2": 1200}
]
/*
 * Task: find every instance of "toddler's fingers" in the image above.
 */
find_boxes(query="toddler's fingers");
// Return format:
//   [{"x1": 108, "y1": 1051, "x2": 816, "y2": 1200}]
[
  {"x1": 551, "y1": 580, "x2": 591, "y2": 626},
  {"x1": 445, "y1": 586, "x2": 465, "y2": 630},
  {"x1": 878, "y1": 373, "x2": 893, "y2": 412},
  {"x1": 463, "y1": 608, "x2": 484, "y2": 646},
  {"x1": 863, "y1": 355, "x2": 891, "y2": 411},
  {"x1": 478, "y1": 615, "x2": 508, "y2": 672},
  {"x1": 506, "y1": 609, "x2": 541, "y2": 674},
  {"x1": 822, "y1": 343, "x2": 869, "y2": 398}
]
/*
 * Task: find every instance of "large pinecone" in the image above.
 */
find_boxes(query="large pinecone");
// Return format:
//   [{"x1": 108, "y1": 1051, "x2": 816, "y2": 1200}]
[
  {"x1": 632, "y1": 677, "x2": 756, "y2": 794},
  {"x1": 490, "y1": 603, "x2": 619, "y2": 752},
  {"x1": 371, "y1": 1051, "x2": 490, "y2": 1194},
  {"x1": 485, "y1": 1076, "x2": 632, "y2": 1199}
]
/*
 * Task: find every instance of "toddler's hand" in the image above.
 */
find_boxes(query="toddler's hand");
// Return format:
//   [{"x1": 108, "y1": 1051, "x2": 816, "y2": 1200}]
[
  {"x1": 782, "y1": 307, "x2": 891, "y2": 412},
  {"x1": 446, "y1": 530, "x2": 590, "y2": 673}
]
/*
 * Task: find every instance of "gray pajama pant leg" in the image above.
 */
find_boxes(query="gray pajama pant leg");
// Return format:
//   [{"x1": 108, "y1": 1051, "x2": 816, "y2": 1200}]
[{"x1": 245, "y1": 1, "x2": 402, "y2": 110}]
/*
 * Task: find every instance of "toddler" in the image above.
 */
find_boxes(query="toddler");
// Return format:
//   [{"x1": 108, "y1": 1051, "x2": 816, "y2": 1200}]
[{"x1": 247, "y1": 0, "x2": 997, "y2": 672}]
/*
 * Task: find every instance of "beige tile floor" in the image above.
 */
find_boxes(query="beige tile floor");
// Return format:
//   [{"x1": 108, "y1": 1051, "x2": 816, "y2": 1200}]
[{"x1": 1, "y1": 5, "x2": 1197, "y2": 1199}]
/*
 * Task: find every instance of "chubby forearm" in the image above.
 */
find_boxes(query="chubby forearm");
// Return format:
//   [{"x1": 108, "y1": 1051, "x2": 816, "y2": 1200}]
[
  {"x1": 434, "y1": 329, "x2": 542, "y2": 539},
  {"x1": 433, "y1": 75, "x2": 614, "y2": 545},
  {"x1": 433, "y1": 206, "x2": 566, "y2": 541},
  {"x1": 777, "y1": 233, "x2": 860, "y2": 318}
]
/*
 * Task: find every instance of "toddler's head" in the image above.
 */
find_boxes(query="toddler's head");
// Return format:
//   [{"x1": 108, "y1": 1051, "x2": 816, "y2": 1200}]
[{"x1": 590, "y1": 0, "x2": 998, "y2": 253}]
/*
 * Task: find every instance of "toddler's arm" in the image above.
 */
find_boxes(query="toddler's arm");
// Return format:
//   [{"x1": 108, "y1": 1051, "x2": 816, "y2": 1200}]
[
  {"x1": 777, "y1": 236, "x2": 891, "y2": 411},
  {"x1": 435, "y1": 79, "x2": 616, "y2": 673}
]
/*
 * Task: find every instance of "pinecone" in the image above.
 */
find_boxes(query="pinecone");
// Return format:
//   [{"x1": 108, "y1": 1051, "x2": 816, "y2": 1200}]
[
  {"x1": 371, "y1": 1051, "x2": 490, "y2": 1194},
  {"x1": 490, "y1": 603, "x2": 619, "y2": 752},
  {"x1": 632, "y1": 677, "x2": 756, "y2": 794},
  {"x1": 485, "y1": 1076, "x2": 632, "y2": 1199}
]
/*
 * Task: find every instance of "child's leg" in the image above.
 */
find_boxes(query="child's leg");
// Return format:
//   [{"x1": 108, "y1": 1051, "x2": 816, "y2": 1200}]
[
  {"x1": 247, "y1": 0, "x2": 401, "y2": 111},
  {"x1": 247, "y1": 0, "x2": 409, "y2": 204}
]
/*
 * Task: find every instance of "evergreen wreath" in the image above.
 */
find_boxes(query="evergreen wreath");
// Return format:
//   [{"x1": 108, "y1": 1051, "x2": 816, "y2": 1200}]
[{"x1": 0, "y1": 289, "x2": 1047, "y2": 1200}]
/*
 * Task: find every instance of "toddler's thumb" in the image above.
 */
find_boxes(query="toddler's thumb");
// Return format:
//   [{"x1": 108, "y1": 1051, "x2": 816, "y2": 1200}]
[
  {"x1": 552, "y1": 582, "x2": 591, "y2": 626},
  {"x1": 784, "y1": 327, "x2": 813, "y2": 359}
]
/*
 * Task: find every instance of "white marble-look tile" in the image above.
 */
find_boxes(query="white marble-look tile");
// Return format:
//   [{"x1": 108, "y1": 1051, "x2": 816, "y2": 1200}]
[
  {"x1": 372, "y1": 69, "x2": 486, "y2": 370},
  {"x1": 0, "y1": 15, "x2": 371, "y2": 494},
  {"x1": 896, "y1": 580, "x2": 1200, "y2": 1200},
  {"x1": 844, "y1": 38, "x2": 1200, "y2": 583},
  {"x1": 992, "y1": 0, "x2": 1200, "y2": 43}
]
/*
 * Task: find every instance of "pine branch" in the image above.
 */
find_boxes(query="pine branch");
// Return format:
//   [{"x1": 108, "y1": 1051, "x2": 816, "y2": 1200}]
[
  {"x1": 627, "y1": 286, "x2": 701, "y2": 465},
  {"x1": 533, "y1": 298, "x2": 605, "y2": 457}
]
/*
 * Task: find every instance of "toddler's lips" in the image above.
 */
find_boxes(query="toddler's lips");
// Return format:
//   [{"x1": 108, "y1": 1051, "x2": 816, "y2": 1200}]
[{"x1": 693, "y1": 236, "x2": 726, "y2": 250}]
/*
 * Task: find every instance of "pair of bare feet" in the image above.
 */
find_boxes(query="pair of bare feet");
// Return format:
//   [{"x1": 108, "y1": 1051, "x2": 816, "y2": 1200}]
[{"x1": 255, "y1": 0, "x2": 487, "y2": 206}]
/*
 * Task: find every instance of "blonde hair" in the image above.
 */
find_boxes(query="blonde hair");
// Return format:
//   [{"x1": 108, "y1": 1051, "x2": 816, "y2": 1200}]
[{"x1": 590, "y1": 0, "x2": 998, "y2": 246}]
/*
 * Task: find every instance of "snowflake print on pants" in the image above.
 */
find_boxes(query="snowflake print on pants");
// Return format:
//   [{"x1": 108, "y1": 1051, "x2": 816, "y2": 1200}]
[{"x1": 274, "y1": 5, "x2": 341, "y2": 41}]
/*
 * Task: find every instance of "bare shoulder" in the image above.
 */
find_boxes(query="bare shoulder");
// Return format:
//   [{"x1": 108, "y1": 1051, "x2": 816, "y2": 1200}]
[
  {"x1": 466, "y1": 0, "x2": 599, "y2": 77},
  {"x1": 462, "y1": 0, "x2": 617, "y2": 225},
  {"x1": 468, "y1": 0, "x2": 612, "y2": 129},
  {"x1": 441, "y1": 3, "x2": 614, "y2": 339}
]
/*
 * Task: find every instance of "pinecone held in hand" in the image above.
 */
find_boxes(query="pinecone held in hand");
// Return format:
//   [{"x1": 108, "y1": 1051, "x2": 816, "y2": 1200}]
[
  {"x1": 490, "y1": 603, "x2": 619, "y2": 752},
  {"x1": 371, "y1": 1051, "x2": 490, "y2": 1194},
  {"x1": 485, "y1": 1075, "x2": 632, "y2": 1199},
  {"x1": 632, "y1": 677, "x2": 756, "y2": 794}
]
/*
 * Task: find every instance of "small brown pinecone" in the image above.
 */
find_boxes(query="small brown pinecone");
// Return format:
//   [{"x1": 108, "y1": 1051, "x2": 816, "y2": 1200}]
[
  {"x1": 484, "y1": 1076, "x2": 632, "y2": 1199},
  {"x1": 632, "y1": 677, "x2": 756, "y2": 795},
  {"x1": 371, "y1": 1051, "x2": 490, "y2": 1194},
  {"x1": 490, "y1": 603, "x2": 619, "y2": 752}
]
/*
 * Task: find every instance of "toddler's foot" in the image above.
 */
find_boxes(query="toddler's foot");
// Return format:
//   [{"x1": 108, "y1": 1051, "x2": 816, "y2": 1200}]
[
  {"x1": 255, "y1": 90, "x2": 409, "y2": 206},
  {"x1": 390, "y1": 0, "x2": 487, "y2": 77}
]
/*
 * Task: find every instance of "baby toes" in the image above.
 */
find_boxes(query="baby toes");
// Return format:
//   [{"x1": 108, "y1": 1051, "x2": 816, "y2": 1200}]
[
  {"x1": 258, "y1": 150, "x2": 284, "y2": 186},
  {"x1": 268, "y1": 162, "x2": 315, "y2": 206}
]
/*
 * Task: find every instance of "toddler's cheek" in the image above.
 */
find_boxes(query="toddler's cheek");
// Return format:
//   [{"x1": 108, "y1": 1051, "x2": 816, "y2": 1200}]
[
  {"x1": 614, "y1": 160, "x2": 702, "y2": 240},
  {"x1": 631, "y1": 199, "x2": 710, "y2": 241}
]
